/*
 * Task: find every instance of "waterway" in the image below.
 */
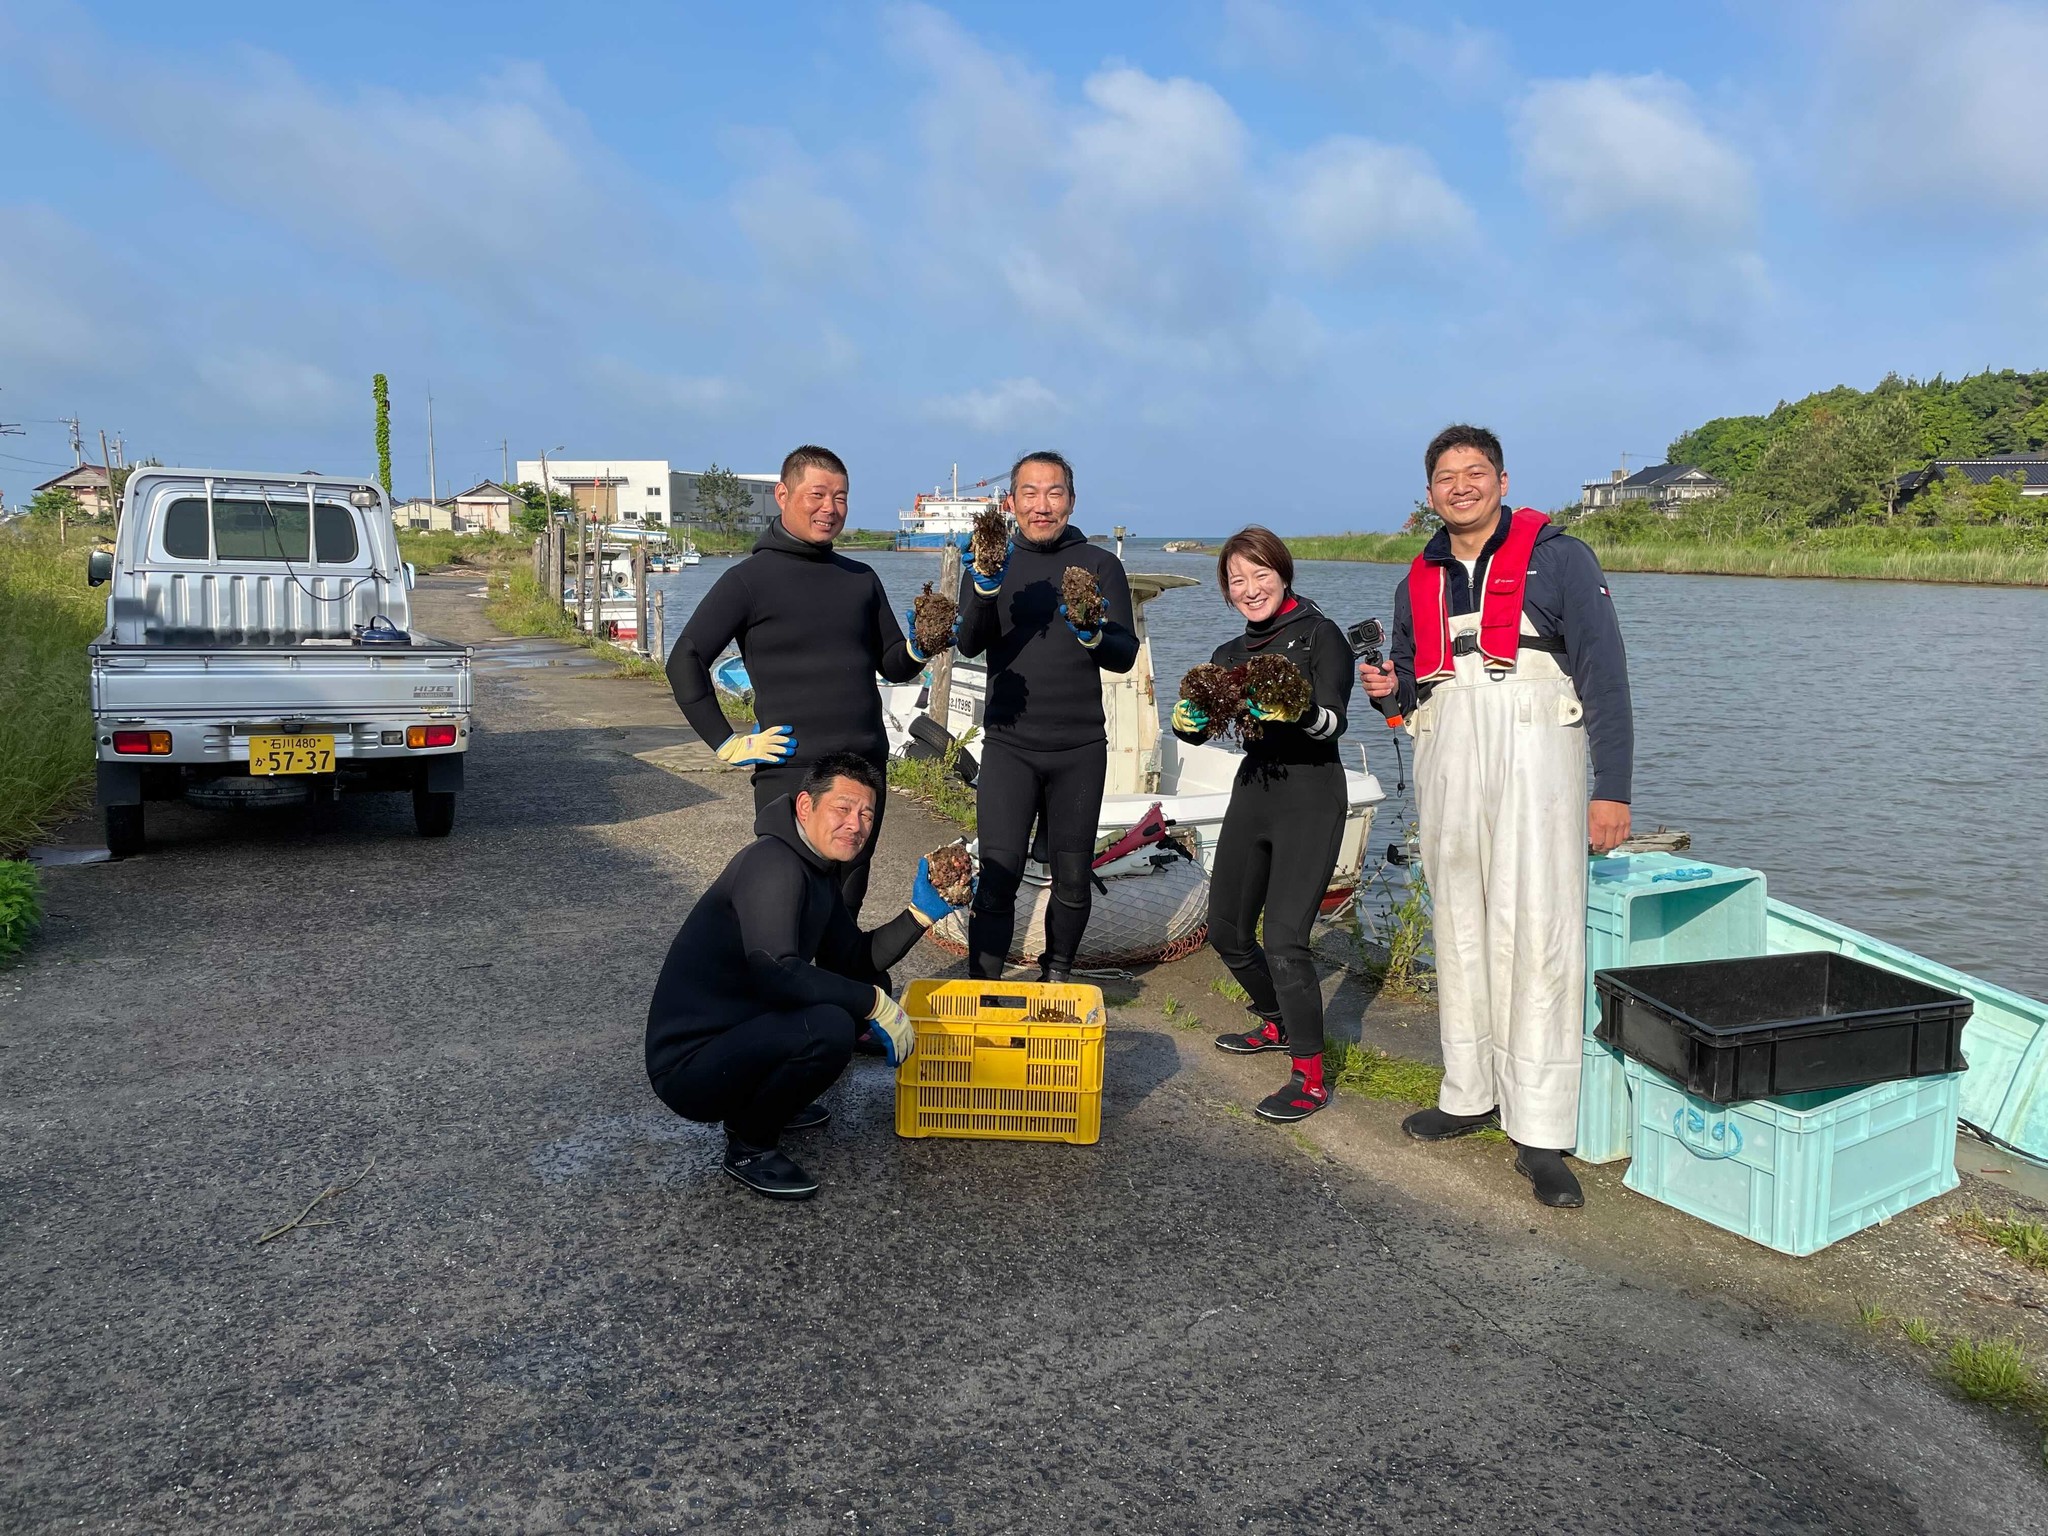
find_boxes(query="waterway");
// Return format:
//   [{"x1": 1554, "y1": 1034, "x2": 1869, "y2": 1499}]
[{"x1": 652, "y1": 538, "x2": 2048, "y2": 1000}]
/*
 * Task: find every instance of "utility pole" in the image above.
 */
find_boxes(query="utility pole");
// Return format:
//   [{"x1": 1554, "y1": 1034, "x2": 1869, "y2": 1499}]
[
  {"x1": 425, "y1": 390, "x2": 439, "y2": 506},
  {"x1": 67, "y1": 415, "x2": 83, "y2": 466},
  {"x1": 98, "y1": 429, "x2": 114, "y2": 523},
  {"x1": 501, "y1": 438, "x2": 510, "y2": 487}
]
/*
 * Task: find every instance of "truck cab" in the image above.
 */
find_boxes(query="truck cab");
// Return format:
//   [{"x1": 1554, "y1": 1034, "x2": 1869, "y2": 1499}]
[{"x1": 88, "y1": 469, "x2": 472, "y2": 856}]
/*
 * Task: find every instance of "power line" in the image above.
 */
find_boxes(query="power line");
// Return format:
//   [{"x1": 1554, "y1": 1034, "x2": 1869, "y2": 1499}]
[{"x1": 0, "y1": 450, "x2": 72, "y2": 469}]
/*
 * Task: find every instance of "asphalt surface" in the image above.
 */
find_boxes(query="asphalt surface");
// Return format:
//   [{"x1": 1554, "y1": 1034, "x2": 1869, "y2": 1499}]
[{"x1": 2, "y1": 575, "x2": 2041, "y2": 1534}]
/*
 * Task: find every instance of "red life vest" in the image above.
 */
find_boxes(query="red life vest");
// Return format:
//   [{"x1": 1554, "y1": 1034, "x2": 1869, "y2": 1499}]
[{"x1": 1409, "y1": 508, "x2": 1550, "y2": 682}]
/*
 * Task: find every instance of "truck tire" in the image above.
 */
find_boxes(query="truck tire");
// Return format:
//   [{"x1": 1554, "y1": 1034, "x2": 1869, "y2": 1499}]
[
  {"x1": 105, "y1": 803, "x2": 145, "y2": 858},
  {"x1": 412, "y1": 787, "x2": 456, "y2": 838}
]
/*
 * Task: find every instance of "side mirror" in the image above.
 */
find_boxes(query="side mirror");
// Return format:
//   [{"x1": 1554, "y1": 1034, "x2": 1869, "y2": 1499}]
[
  {"x1": 403, "y1": 561, "x2": 417, "y2": 590},
  {"x1": 87, "y1": 549, "x2": 114, "y2": 587}
]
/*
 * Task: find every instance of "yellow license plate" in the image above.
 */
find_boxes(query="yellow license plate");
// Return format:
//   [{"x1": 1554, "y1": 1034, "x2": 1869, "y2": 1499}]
[{"x1": 248, "y1": 734, "x2": 335, "y2": 775}]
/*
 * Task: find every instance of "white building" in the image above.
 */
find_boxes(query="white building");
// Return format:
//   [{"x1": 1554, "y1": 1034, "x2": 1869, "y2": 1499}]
[{"x1": 513, "y1": 459, "x2": 782, "y2": 532}]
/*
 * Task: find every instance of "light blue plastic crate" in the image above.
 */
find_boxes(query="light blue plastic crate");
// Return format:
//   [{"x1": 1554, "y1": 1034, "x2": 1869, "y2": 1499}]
[
  {"x1": 1574, "y1": 854, "x2": 1768, "y2": 1163},
  {"x1": 1621, "y1": 1058, "x2": 1960, "y2": 1257},
  {"x1": 1766, "y1": 898, "x2": 2048, "y2": 1166}
]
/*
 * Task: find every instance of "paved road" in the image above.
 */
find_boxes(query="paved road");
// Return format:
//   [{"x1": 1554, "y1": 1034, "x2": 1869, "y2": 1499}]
[{"x1": 3, "y1": 577, "x2": 2040, "y2": 1533}]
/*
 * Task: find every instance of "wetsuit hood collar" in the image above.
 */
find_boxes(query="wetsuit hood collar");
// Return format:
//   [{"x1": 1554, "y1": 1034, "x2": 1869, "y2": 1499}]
[
  {"x1": 1014, "y1": 523, "x2": 1088, "y2": 556},
  {"x1": 755, "y1": 793, "x2": 839, "y2": 870},
  {"x1": 753, "y1": 518, "x2": 836, "y2": 560}
]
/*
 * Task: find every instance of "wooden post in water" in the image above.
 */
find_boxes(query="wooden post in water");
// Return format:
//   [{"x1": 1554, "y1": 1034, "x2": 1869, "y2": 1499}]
[
  {"x1": 927, "y1": 540, "x2": 963, "y2": 735},
  {"x1": 633, "y1": 542, "x2": 649, "y2": 655}
]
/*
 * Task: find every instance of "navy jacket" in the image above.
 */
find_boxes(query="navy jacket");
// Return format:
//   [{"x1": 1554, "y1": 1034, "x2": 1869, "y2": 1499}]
[{"x1": 1376, "y1": 511, "x2": 1634, "y2": 803}]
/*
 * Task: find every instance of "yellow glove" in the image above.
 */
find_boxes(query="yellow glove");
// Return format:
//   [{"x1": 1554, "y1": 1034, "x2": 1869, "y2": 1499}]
[
  {"x1": 867, "y1": 988, "x2": 916, "y2": 1066},
  {"x1": 1171, "y1": 698, "x2": 1208, "y2": 735},
  {"x1": 715, "y1": 724, "x2": 796, "y2": 767}
]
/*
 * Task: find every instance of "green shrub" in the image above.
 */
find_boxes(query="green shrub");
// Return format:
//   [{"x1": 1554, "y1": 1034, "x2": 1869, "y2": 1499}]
[
  {"x1": 0, "y1": 859, "x2": 42, "y2": 963},
  {"x1": 0, "y1": 525, "x2": 106, "y2": 854}
]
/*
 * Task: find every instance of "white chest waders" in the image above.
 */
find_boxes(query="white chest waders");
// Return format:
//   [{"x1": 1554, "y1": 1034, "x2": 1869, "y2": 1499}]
[{"x1": 1411, "y1": 611, "x2": 1589, "y2": 1150}]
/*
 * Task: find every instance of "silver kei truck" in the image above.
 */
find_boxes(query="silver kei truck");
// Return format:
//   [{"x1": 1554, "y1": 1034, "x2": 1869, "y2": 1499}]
[{"x1": 87, "y1": 468, "x2": 472, "y2": 857}]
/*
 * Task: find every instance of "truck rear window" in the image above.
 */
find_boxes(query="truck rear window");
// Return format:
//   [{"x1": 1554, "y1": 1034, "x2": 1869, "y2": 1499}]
[{"x1": 160, "y1": 496, "x2": 360, "y2": 563}]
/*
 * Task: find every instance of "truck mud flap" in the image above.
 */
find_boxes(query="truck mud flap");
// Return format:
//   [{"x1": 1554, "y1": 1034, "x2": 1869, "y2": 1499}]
[
  {"x1": 422, "y1": 754, "x2": 465, "y2": 794},
  {"x1": 96, "y1": 760, "x2": 142, "y2": 807}
]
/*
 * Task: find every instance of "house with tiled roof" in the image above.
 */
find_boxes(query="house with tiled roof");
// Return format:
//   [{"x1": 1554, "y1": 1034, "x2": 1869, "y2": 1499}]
[
  {"x1": 1896, "y1": 455, "x2": 2048, "y2": 503},
  {"x1": 1580, "y1": 462, "x2": 1727, "y2": 515}
]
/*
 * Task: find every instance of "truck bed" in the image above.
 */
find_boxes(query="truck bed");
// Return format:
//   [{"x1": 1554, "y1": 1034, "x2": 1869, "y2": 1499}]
[{"x1": 90, "y1": 637, "x2": 472, "y2": 718}]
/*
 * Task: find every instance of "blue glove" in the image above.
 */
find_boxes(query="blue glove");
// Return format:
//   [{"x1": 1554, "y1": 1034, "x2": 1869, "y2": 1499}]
[
  {"x1": 971, "y1": 542, "x2": 1010, "y2": 597},
  {"x1": 910, "y1": 854, "x2": 972, "y2": 924},
  {"x1": 901, "y1": 606, "x2": 955, "y2": 664},
  {"x1": 1059, "y1": 603, "x2": 1103, "y2": 649},
  {"x1": 715, "y1": 724, "x2": 796, "y2": 767}
]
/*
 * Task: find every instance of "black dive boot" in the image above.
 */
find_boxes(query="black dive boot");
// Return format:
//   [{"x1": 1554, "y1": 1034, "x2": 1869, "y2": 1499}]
[
  {"x1": 1401, "y1": 1105, "x2": 1499, "y2": 1141},
  {"x1": 1215, "y1": 1011, "x2": 1289, "y2": 1054},
  {"x1": 722, "y1": 1137, "x2": 820, "y2": 1201},
  {"x1": 785, "y1": 1102, "x2": 830, "y2": 1132},
  {"x1": 1038, "y1": 957, "x2": 1073, "y2": 984},
  {"x1": 1513, "y1": 1144, "x2": 1584, "y2": 1209}
]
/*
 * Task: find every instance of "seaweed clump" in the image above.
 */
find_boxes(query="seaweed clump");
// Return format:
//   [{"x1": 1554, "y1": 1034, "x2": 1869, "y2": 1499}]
[
  {"x1": 1178, "y1": 663, "x2": 1247, "y2": 742},
  {"x1": 970, "y1": 506, "x2": 1009, "y2": 578},
  {"x1": 1239, "y1": 653, "x2": 1311, "y2": 740},
  {"x1": 1060, "y1": 565, "x2": 1105, "y2": 629},
  {"x1": 910, "y1": 582, "x2": 957, "y2": 655},
  {"x1": 924, "y1": 841, "x2": 976, "y2": 906}
]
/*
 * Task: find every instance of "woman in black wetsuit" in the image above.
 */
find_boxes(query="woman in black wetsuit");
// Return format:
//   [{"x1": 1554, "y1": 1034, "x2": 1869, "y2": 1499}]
[{"x1": 1171, "y1": 526, "x2": 1354, "y2": 1122}]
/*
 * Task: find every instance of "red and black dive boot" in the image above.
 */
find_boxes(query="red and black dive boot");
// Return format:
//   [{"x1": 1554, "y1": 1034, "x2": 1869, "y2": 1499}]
[
  {"x1": 1255, "y1": 1054, "x2": 1330, "y2": 1122},
  {"x1": 1214, "y1": 1010, "x2": 1288, "y2": 1055}
]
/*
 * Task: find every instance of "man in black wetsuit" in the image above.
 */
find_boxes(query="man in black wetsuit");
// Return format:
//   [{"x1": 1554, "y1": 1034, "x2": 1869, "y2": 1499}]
[
  {"x1": 954, "y1": 450, "x2": 1137, "y2": 981},
  {"x1": 644, "y1": 753, "x2": 969, "y2": 1201},
  {"x1": 666, "y1": 445, "x2": 940, "y2": 914}
]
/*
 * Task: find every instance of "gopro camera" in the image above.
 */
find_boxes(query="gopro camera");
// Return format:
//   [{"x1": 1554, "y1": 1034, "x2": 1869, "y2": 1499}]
[{"x1": 1344, "y1": 618, "x2": 1385, "y2": 662}]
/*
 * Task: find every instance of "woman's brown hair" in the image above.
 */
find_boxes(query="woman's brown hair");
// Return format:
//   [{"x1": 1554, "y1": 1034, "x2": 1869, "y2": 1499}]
[{"x1": 1215, "y1": 525, "x2": 1293, "y2": 598}]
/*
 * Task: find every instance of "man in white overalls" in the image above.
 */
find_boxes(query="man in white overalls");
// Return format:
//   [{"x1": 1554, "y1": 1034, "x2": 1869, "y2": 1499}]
[{"x1": 1360, "y1": 425, "x2": 1633, "y2": 1208}]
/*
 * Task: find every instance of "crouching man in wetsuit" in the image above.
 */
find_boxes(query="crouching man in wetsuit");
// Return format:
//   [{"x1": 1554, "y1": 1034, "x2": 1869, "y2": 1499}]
[
  {"x1": 666, "y1": 444, "x2": 938, "y2": 915},
  {"x1": 1359, "y1": 424, "x2": 1633, "y2": 1209},
  {"x1": 644, "y1": 753, "x2": 971, "y2": 1200},
  {"x1": 954, "y1": 451, "x2": 1138, "y2": 982}
]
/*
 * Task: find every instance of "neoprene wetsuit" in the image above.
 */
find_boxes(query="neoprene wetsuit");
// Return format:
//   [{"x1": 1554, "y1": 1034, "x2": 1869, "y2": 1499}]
[
  {"x1": 1174, "y1": 595, "x2": 1353, "y2": 1054},
  {"x1": 666, "y1": 519, "x2": 926, "y2": 911},
  {"x1": 645, "y1": 794, "x2": 925, "y2": 1146},
  {"x1": 954, "y1": 525, "x2": 1137, "y2": 976}
]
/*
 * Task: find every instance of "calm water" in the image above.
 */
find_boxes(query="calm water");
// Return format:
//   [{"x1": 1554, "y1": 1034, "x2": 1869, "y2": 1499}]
[{"x1": 653, "y1": 539, "x2": 2048, "y2": 1000}]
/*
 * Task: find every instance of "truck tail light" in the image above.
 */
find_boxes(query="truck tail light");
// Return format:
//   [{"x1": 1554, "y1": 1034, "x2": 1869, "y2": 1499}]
[
  {"x1": 112, "y1": 731, "x2": 172, "y2": 755},
  {"x1": 407, "y1": 723, "x2": 458, "y2": 749}
]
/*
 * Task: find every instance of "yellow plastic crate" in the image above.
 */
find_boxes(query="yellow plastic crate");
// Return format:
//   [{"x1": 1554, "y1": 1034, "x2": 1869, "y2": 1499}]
[{"x1": 895, "y1": 980, "x2": 1107, "y2": 1144}]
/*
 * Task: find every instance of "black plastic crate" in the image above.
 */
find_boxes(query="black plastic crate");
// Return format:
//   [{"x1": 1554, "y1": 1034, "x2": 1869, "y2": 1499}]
[{"x1": 1594, "y1": 951, "x2": 1971, "y2": 1104}]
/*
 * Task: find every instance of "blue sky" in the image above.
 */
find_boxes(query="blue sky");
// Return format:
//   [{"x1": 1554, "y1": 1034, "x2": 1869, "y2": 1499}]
[{"x1": 2, "y1": 0, "x2": 2044, "y2": 532}]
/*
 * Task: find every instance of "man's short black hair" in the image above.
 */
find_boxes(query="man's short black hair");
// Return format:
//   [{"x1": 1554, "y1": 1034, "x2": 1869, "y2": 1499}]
[
  {"x1": 781, "y1": 444, "x2": 849, "y2": 488},
  {"x1": 798, "y1": 751, "x2": 882, "y2": 805},
  {"x1": 1009, "y1": 449, "x2": 1075, "y2": 498},
  {"x1": 1424, "y1": 425, "x2": 1504, "y2": 481}
]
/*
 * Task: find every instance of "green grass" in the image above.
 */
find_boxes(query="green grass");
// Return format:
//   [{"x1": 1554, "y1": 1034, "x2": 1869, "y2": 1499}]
[
  {"x1": 1282, "y1": 533, "x2": 1425, "y2": 565},
  {"x1": 1945, "y1": 1337, "x2": 2039, "y2": 1409},
  {"x1": 1955, "y1": 1209, "x2": 2048, "y2": 1271},
  {"x1": 1858, "y1": 1302, "x2": 1888, "y2": 1329},
  {"x1": 0, "y1": 859, "x2": 41, "y2": 964},
  {"x1": 0, "y1": 525, "x2": 107, "y2": 855},
  {"x1": 686, "y1": 526, "x2": 895, "y2": 555},
  {"x1": 1326, "y1": 1041, "x2": 1509, "y2": 1143},
  {"x1": 1210, "y1": 977, "x2": 1251, "y2": 1004},
  {"x1": 1901, "y1": 1317, "x2": 1939, "y2": 1348},
  {"x1": 396, "y1": 530, "x2": 531, "y2": 570},
  {"x1": 1161, "y1": 994, "x2": 1201, "y2": 1030},
  {"x1": 886, "y1": 754, "x2": 977, "y2": 830}
]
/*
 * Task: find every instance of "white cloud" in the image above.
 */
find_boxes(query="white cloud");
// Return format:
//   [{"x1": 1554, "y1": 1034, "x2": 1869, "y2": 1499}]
[
  {"x1": 1277, "y1": 136, "x2": 1475, "y2": 272},
  {"x1": 925, "y1": 377, "x2": 1065, "y2": 434},
  {"x1": 1069, "y1": 68, "x2": 1247, "y2": 212},
  {"x1": 193, "y1": 351, "x2": 349, "y2": 424},
  {"x1": 1514, "y1": 73, "x2": 1754, "y2": 242},
  {"x1": 1373, "y1": 18, "x2": 1513, "y2": 99},
  {"x1": 1819, "y1": 0, "x2": 2048, "y2": 214}
]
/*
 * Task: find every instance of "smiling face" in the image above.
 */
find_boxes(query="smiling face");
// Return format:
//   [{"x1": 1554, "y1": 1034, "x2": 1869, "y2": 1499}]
[
  {"x1": 1427, "y1": 445, "x2": 1508, "y2": 542},
  {"x1": 795, "y1": 776, "x2": 876, "y2": 862},
  {"x1": 1225, "y1": 553, "x2": 1286, "y2": 623},
  {"x1": 1010, "y1": 458, "x2": 1074, "y2": 544},
  {"x1": 775, "y1": 466, "x2": 849, "y2": 543}
]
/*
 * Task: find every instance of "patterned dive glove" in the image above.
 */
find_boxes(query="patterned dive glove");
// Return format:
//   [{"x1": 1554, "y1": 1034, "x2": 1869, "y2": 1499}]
[
  {"x1": 1059, "y1": 603, "x2": 1103, "y2": 649},
  {"x1": 714, "y1": 724, "x2": 797, "y2": 767},
  {"x1": 970, "y1": 543, "x2": 1010, "y2": 597},
  {"x1": 866, "y1": 988, "x2": 916, "y2": 1066}
]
